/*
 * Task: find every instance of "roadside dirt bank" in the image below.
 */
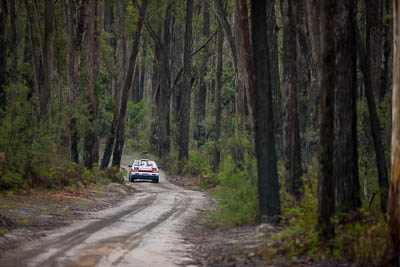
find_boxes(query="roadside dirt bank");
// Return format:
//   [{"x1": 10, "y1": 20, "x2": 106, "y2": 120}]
[{"x1": 0, "y1": 183, "x2": 137, "y2": 256}]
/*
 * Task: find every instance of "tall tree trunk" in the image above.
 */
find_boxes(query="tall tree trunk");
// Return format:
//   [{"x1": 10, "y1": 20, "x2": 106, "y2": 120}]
[
  {"x1": 111, "y1": 0, "x2": 148, "y2": 167},
  {"x1": 267, "y1": 0, "x2": 283, "y2": 158},
  {"x1": 146, "y1": 4, "x2": 173, "y2": 159},
  {"x1": 157, "y1": 6, "x2": 173, "y2": 159},
  {"x1": 25, "y1": 0, "x2": 41, "y2": 118},
  {"x1": 9, "y1": 0, "x2": 17, "y2": 132},
  {"x1": 334, "y1": 0, "x2": 361, "y2": 212},
  {"x1": 132, "y1": 66, "x2": 140, "y2": 103},
  {"x1": 138, "y1": 40, "x2": 146, "y2": 102},
  {"x1": 212, "y1": 0, "x2": 245, "y2": 166},
  {"x1": 64, "y1": 0, "x2": 88, "y2": 163},
  {"x1": 233, "y1": 9, "x2": 246, "y2": 166},
  {"x1": 101, "y1": 0, "x2": 126, "y2": 169},
  {"x1": 305, "y1": 0, "x2": 320, "y2": 157},
  {"x1": 236, "y1": 0, "x2": 281, "y2": 222},
  {"x1": 388, "y1": 2, "x2": 400, "y2": 262},
  {"x1": 84, "y1": 0, "x2": 98, "y2": 169},
  {"x1": 40, "y1": 0, "x2": 55, "y2": 122},
  {"x1": 214, "y1": 23, "x2": 223, "y2": 171},
  {"x1": 318, "y1": 0, "x2": 336, "y2": 240},
  {"x1": 295, "y1": 0, "x2": 310, "y2": 141},
  {"x1": 369, "y1": 0, "x2": 384, "y2": 99},
  {"x1": 0, "y1": 0, "x2": 7, "y2": 114},
  {"x1": 356, "y1": 27, "x2": 389, "y2": 213},
  {"x1": 381, "y1": 0, "x2": 392, "y2": 101},
  {"x1": 177, "y1": 0, "x2": 194, "y2": 161},
  {"x1": 194, "y1": 0, "x2": 210, "y2": 147},
  {"x1": 282, "y1": 0, "x2": 302, "y2": 200}
]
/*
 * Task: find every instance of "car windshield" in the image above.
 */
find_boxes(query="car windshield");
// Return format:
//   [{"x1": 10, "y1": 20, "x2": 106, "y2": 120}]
[{"x1": 134, "y1": 160, "x2": 155, "y2": 167}]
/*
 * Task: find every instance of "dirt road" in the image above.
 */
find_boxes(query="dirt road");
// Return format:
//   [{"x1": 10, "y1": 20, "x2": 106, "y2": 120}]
[{"x1": 0, "y1": 167, "x2": 206, "y2": 267}]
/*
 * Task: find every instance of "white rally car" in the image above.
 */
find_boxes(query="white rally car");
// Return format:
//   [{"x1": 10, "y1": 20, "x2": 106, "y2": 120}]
[{"x1": 128, "y1": 159, "x2": 159, "y2": 183}]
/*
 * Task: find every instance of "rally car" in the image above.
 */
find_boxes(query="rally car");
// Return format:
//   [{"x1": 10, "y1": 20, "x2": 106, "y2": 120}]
[{"x1": 128, "y1": 159, "x2": 159, "y2": 183}]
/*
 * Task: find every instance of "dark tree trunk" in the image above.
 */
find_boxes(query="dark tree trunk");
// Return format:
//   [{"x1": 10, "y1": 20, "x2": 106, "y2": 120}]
[
  {"x1": 334, "y1": 0, "x2": 361, "y2": 212},
  {"x1": 236, "y1": 0, "x2": 281, "y2": 222},
  {"x1": 194, "y1": 0, "x2": 210, "y2": 147},
  {"x1": 10, "y1": 0, "x2": 16, "y2": 124},
  {"x1": 84, "y1": 0, "x2": 98, "y2": 169},
  {"x1": 267, "y1": 0, "x2": 283, "y2": 158},
  {"x1": 356, "y1": 27, "x2": 389, "y2": 213},
  {"x1": 138, "y1": 40, "x2": 147, "y2": 102},
  {"x1": 10, "y1": 0, "x2": 17, "y2": 82},
  {"x1": 147, "y1": 4, "x2": 173, "y2": 159},
  {"x1": 369, "y1": 0, "x2": 384, "y2": 99},
  {"x1": 214, "y1": 23, "x2": 223, "y2": 171},
  {"x1": 103, "y1": 0, "x2": 114, "y2": 44},
  {"x1": 157, "y1": 6, "x2": 173, "y2": 159},
  {"x1": 305, "y1": 0, "x2": 321, "y2": 156},
  {"x1": 211, "y1": 0, "x2": 245, "y2": 166},
  {"x1": 64, "y1": 0, "x2": 88, "y2": 163},
  {"x1": 111, "y1": 0, "x2": 148, "y2": 168},
  {"x1": 101, "y1": 0, "x2": 126, "y2": 169},
  {"x1": 282, "y1": 0, "x2": 302, "y2": 200},
  {"x1": 233, "y1": 9, "x2": 246, "y2": 166},
  {"x1": 0, "y1": 0, "x2": 7, "y2": 114},
  {"x1": 177, "y1": 0, "x2": 194, "y2": 161},
  {"x1": 25, "y1": 1, "x2": 41, "y2": 117},
  {"x1": 210, "y1": 0, "x2": 237, "y2": 67},
  {"x1": 380, "y1": 0, "x2": 392, "y2": 101},
  {"x1": 132, "y1": 65, "x2": 140, "y2": 103},
  {"x1": 39, "y1": 0, "x2": 55, "y2": 122},
  {"x1": 318, "y1": 0, "x2": 336, "y2": 240},
  {"x1": 388, "y1": 2, "x2": 400, "y2": 262},
  {"x1": 295, "y1": 0, "x2": 310, "y2": 140}
]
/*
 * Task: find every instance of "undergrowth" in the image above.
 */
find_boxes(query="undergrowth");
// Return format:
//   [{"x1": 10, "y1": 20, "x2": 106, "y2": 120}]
[
  {"x1": 262, "y1": 168, "x2": 387, "y2": 265},
  {"x1": 167, "y1": 142, "x2": 387, "y2": 265}
]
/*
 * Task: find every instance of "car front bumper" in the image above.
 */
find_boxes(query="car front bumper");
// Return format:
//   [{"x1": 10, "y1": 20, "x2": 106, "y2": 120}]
[{"x1": 130, "y1": 172, "x2": 159, "y2": 180}]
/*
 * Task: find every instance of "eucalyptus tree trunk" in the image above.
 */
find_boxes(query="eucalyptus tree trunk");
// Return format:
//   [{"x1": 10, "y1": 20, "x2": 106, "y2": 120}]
[
  {"x1": 236, "y1": 0, "x2": 281, "y2": 222},
  {"x1": 84, "y1": 0, "x2": 98, "y2": 169},
  {"x1": 40, "y1": 0, "x2": 55, "y2": 122},
  {"x1": 111, "y1": 0, "x2": 148, "y2": 167},
  {"x1": 10, "y1": 0, "x2": 16, "y2": 123},
  {"x1": 211, "y1": 0, "x2": 246, "y2": 166},
  {"x1": 64, "y1": 0, "x2": 88, "y2": 163},
  {"x1": 356, "y1": 26, "x2": 389, "y2": 213},
  {"x1": 305, "y1": 0, "x2": 321, "y2": 138},
  {"x1": 295, "y1": 0, "x2": 310, "y2": 139},
  {"x1": 101, "y1": 0, "x2": 126, "y2": 169},
  {"x1": 380, "y1": 0, "x2": 392, "y2": 101},
  {"x1": 388, "y1": 2, "x2": 400, "y2": 262},
  {"x1": 267, "y1": 0, "x2": 283, "y2": 157},
  {"x1": 282, "y1": 0, "x2": 302, "y2": 201},
  {"x1": 177, "y1": 0, "x2": 194, "y2": 161},
  {"x1": 194, "y1": 0, "x2": 210, "y2": 147},
  {"x1": 318, "y1": 0, "x2": 336, "y2": 240},
  {"x1": 334, "y1": 0, "x2": 361, "y2": 212},
  {"x1": 0, "y1": 0, "x2": 6, "y2": 114},
  {"x1": 369, "y1": 0, "x2": 384, "y2": 99},
  {"x1": 138, "y1": 40, "x2": 146, "y2": 102},
  {"x1": 214, "y1": 23, "x2": 223, "y2": 171}
]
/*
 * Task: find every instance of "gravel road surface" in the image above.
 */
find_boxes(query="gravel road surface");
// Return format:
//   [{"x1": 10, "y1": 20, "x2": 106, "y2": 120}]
[{"x1": 0, "y1": 167, "x2": 206, "y2": 267}]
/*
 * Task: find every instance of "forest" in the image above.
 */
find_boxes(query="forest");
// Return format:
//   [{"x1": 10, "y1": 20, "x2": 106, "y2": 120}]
[{"x1": 1, "y1": 0, "x2": 400, "y2": 265}]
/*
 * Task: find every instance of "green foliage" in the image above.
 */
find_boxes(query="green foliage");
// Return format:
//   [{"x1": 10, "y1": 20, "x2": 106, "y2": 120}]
[
  {"x1": 0, "y1": 170, "x2": 23, "y2": 191},
  {"x1": 210, "y1": 155, "x2": 258, "y2": 228},
  {"x1": 126, "y1": 100, "x2": 149, "y2": 150},
  {"x1": 267, "y1": 168, "x2": 387, "y2": 265},
  {"x1": 182, "y1": 149, "x2": 211, "y2": 177}
]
